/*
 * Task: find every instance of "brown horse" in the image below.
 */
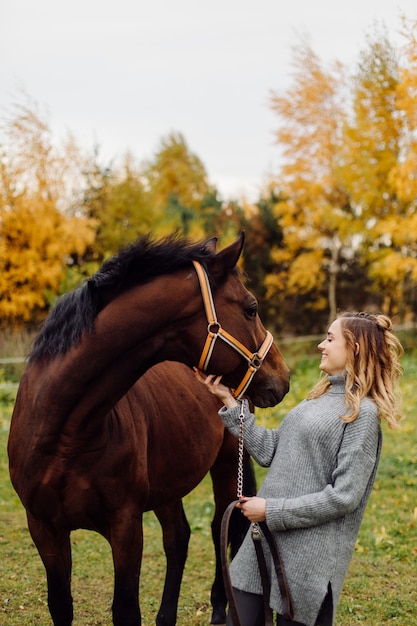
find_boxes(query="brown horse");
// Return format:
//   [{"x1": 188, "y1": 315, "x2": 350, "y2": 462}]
[{"x1": 8, "y1": 232, "x2": 290, "y2": 626}]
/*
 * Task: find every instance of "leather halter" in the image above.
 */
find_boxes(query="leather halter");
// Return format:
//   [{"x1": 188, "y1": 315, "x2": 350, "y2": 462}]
[{"x1": 192, "y1": 260, "x2": 274, "y2": 400}]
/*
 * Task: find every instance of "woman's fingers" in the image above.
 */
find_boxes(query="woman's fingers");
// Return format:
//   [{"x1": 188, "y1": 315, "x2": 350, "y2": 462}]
[
  {"x1": 193, "y1": 368, "x2": 222, "y2": 386},
  {"x1": 192, "y1": 368, "x2": 238, "y2": 407}
]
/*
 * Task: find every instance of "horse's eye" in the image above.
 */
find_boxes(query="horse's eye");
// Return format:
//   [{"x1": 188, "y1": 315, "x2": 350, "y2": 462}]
[{"x1": 245, "y1": 304, "x2": 258, "y2": 318}]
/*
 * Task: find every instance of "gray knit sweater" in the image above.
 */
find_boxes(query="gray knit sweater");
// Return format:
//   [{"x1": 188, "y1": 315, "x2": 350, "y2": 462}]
[{"x1": 219, "y1": 374, "x2": 382, "y2": 626}]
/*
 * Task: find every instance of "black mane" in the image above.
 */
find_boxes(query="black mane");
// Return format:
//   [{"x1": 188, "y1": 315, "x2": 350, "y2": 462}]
[{"x1": 29, "y1": 234, "x2": 215, "y2": 361}]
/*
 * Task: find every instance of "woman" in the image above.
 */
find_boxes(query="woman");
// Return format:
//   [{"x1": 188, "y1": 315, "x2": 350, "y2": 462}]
[{"x1": 194, "y1": 312, "x2": 403, "y2": 626}]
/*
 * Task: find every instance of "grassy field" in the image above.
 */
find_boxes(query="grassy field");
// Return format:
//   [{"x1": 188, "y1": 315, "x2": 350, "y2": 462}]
[{"x1": 1, "y1": 335, "x2": 416, "y2": 625}]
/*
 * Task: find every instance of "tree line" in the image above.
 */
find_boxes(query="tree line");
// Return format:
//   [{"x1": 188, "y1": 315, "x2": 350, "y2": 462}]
[{"x1": 1, "y1": 16, "x2": 417, "y2": 336}]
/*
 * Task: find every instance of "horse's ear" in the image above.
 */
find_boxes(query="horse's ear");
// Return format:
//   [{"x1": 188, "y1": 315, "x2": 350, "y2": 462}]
[
  {"x1": 214, "y1": 231, "x2": 245, "y2": 269},
  {"x1": 202, "y1": 237, "x2": 218, "y2": 254}
]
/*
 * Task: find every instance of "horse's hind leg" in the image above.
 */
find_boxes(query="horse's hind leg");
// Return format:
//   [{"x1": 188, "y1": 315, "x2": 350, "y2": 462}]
[
  {"x1": 153, "y1": 500, "x2": 191, "y2": 626},
  {"x1": 26, "y1": 513, "x2": 73, "y2": 626}
]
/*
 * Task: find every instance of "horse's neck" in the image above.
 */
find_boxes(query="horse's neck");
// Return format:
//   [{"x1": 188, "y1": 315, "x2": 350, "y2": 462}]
[{"x1": 27, "y1": 272, "x2": 196, "y2": 427}]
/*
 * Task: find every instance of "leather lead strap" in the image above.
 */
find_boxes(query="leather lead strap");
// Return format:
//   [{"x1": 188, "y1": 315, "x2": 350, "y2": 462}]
[
  {"x1": 220, "y1": 501, "x2": 295, "y2": 626},
  {"x1": 252, "y1": 524, "x2": 274, "y2": 626},
  {"x1": 257, "y1": 521, "x2": 295, "y2": 621},
  {"x1": 220, "y1": 501, "x2": 244, "y2": 626}
]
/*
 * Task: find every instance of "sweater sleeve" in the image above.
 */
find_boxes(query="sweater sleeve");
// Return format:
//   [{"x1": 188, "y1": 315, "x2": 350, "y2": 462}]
[
  {"x1": 219, "y1": 400, "x2": 281, "y2": 467},
  {"x1": 265, "y1": 402, "x2": 381, "y2": 530}
]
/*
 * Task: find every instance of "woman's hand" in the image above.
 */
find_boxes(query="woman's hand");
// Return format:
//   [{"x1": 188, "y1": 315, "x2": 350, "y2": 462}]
[
  {"x1": 236, "y1": 497, "x2": 266, "y2": 522},
  {"x1": 193, "y1": 368, "x2": 239, "y2": 409}
]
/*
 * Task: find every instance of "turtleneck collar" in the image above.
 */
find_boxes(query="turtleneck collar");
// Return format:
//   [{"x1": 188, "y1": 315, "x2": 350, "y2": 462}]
[{"x1": 328, "y1": 372, "x2": 347, "y2": 394}]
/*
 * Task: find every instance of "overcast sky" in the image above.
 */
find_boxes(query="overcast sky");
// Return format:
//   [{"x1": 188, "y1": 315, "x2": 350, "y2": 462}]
[{"x1": 1, "y1": 1, "x2": 416, "y2": 201}]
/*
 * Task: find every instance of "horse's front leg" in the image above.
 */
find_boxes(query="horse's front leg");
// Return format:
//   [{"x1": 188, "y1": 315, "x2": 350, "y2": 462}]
[
  {"x1": 26, "y1": 512, "x2": 73, "y2": 626},
  {"x1": 110, "y1": 512, "x2": 143, "y2": 626},
  {"x1": 153, "y1": 500, "x2": 191, "y2": 626}
]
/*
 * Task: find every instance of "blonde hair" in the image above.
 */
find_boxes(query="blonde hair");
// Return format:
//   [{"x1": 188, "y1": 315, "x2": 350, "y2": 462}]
[{"x1": 307, "y1": 312, "x2": 404, "y2": 429}]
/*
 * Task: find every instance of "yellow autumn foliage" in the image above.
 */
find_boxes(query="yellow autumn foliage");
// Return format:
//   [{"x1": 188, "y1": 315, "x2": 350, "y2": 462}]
[
  {"x1": 0, "y1": 97, "x2": 96, "y2": 327},
  {"x1": 0, "y1": 198, "x2": 95, "y2": 326},
  {"x1": 267, "y1": 19, "x2": 417, "y2": 322},
  {"x1": 143, "y1": 132, "x2": 213, "y2": 238},
  {"x1": 391, "y1": 18, "x2": 417, "y2": 204}
]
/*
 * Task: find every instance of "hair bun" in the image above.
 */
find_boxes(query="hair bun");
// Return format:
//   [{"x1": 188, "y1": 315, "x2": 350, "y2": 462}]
[{"x1": 375, "y1": 314, "x2": 392, "y2": 331}]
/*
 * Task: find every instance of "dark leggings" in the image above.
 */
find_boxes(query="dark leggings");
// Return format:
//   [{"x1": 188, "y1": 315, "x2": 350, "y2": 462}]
[
  {"x1": 225, "y1": 589, "x2": 264, "y2": 626},
  {"x1": 225, "y1": 584, "x2": 333, "y2": 626}
]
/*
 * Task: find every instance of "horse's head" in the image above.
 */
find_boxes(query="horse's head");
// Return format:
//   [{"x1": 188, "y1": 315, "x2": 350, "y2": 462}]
[{"x1": 182, "y1": 232, "x2": 290, "y2": 408}]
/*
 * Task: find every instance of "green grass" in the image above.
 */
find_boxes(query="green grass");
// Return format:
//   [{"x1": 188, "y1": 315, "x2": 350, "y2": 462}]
[{"x1": 1, "y1": 347, "x2": 417, "y2": 625}]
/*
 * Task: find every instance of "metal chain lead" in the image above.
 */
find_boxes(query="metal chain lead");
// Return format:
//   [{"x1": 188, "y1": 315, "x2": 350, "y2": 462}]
[{"x1": 236, "y1": 401, "x2": 245, "y2": 500}]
